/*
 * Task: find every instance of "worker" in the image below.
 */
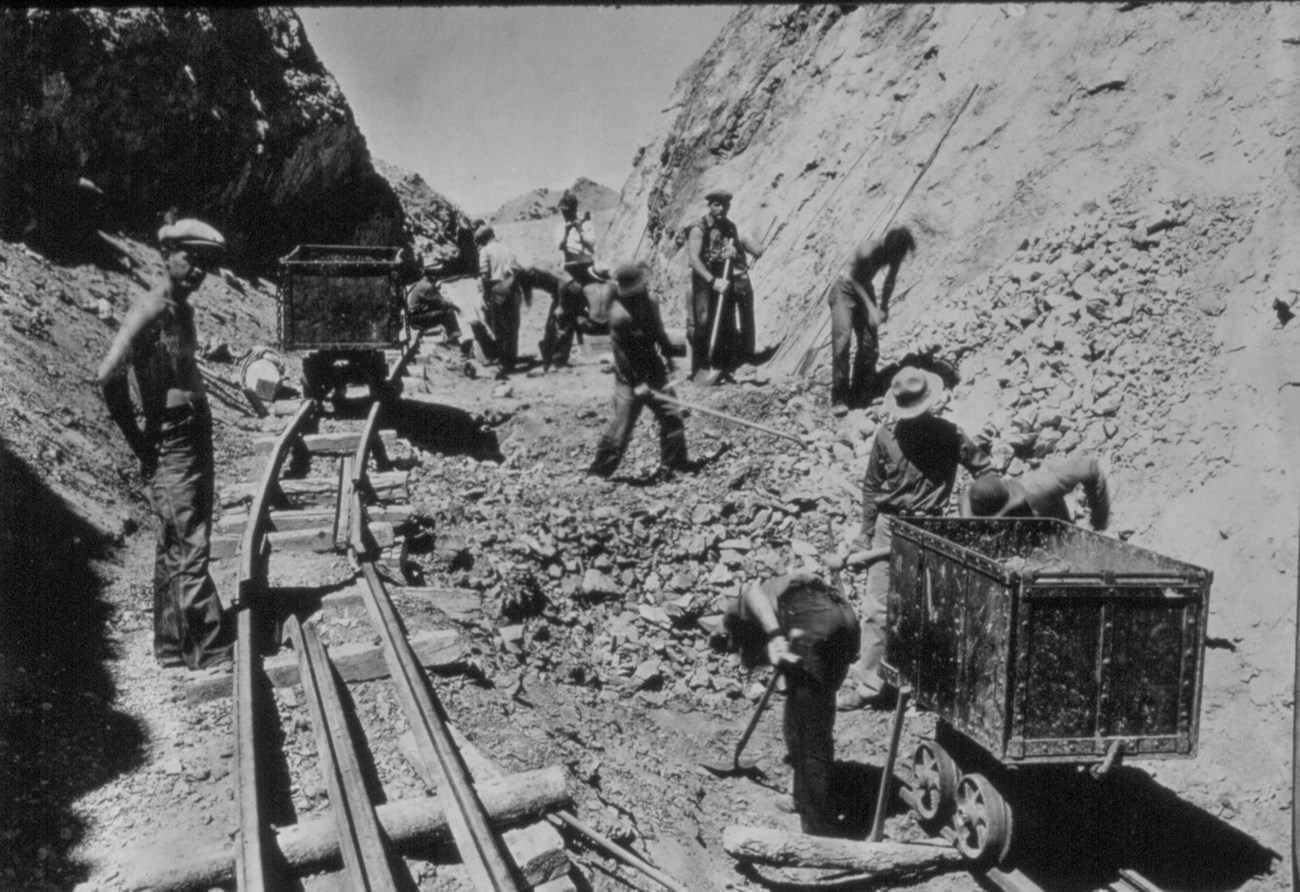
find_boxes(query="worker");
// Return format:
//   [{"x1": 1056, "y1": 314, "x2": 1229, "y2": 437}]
[
  {"x1": 476, "y1": 223, "x2": 523, "y2": 373},
  {"x1": 725, "y1": 570, "x2": 860, "y2": 837},
  {"x1": 839, "y1": 366, "x2": 994, "y2": 710},
  {"x1": 586, "y1": 261, "x2": 693, "y2": 480},
  {"x1": 555, "y1": 189, "x2": 597, "y2": 272},
  {"x1": 685, "y1": 189, "x2": 764, "y2": 377},
  {"x1": 829, "y1": 226, "x2": 916, "y2": 415},
  {"x1": 95, "y1": 218, "x2": 234, "y2": 671},
  {"x1": 406, "y1": 263, "x2": 466, "y2": 351},
  {"x1": 959, "y1": 453, "x2": 1111, "y2": 530},
  {"x1": 520, "y1": 263, "x2": 590, "y2": 370}
]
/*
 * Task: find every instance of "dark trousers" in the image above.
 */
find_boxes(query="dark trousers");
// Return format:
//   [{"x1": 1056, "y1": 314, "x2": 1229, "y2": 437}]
[
  {"x1": 539, "y1": 281, "x2": 589, "y2": 367},
  {"x1": 828, "y1": 275, "x2": 878, "y2": 407},
  {"x1": 784, "y1": 659, "x2": 851, "y2": 836},
  {"x1": 409, "y1": 299, "x2": 462, "y2": 341},
  {"x1": 485, "y1": 280, "x2": 520, "y2": 366},
  {"x1": 588, "y1": 381, "x2": 689, "y2": 477},
  {"x1": 147, "y1": 404, "x2": 231, "y2": 669},
  {"x1": 688, "y1": 273, "x2": 755, "y2": 374}
]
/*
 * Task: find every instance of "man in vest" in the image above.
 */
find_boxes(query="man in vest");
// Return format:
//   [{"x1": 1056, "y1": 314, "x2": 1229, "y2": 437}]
[
  {"x1": 959, "y1": 453, "x2": 1111, "y2": 530},
  {"x1": 838, "y1": 366, "x2": 994, "y2": 710},
  {"x1": 586, "y1": 261, "x2": 693, "y2": 480},
  {"x1": 95, "y1": 218, "x2": 234, "y2": 671},
  {"x1": 725, "y1": 570, "x2": 860, "y2": 836},
  {"x1": 829, "y1": 226, "x2": 916, "y2": 415},
  {"x1": 685, "y1": 189, "x2": 764, "y2": 378},
  {"x1": 477, "y1": 223, "x2": 523, "y2": 373}
]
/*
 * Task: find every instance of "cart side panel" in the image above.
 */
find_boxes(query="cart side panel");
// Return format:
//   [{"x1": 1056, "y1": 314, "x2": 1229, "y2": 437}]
[
  {"x1": 887, "y1": 536, "x2": 925, "y2": 699},
  {"x1": 1018, "y1": 594, "x2": 1102, "y2": 741},
  {"x1": 283, "y1": 273, "x2": 402, "y2": 349},
  {"x1": 958, "y1": 565, "x2": 1011, "y2": 758},
  {"x1": 1101, "y1": 592, "x2": 1201, "y2": 745}
]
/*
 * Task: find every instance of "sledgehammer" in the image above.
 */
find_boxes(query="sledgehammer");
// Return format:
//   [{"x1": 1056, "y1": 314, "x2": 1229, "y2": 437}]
[{"x1": 634, "y1": 384, "x2": 806, "y2": 446}]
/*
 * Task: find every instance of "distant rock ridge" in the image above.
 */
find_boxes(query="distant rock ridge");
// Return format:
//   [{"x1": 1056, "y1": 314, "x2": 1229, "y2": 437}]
[{"x1": 488, "y1": 177, "x2": 619, "y2": 225}]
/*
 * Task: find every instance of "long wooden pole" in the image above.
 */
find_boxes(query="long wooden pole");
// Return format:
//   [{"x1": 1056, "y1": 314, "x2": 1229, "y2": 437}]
[{"x1": 643, "y1": 386, "x2": 805, "y2": 446}]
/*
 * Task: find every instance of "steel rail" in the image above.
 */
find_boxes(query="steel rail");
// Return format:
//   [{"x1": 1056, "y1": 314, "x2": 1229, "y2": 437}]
[
  {"x1": 238, "y1": 399, "x2": 316, "y2": 605},
  {"x1": 350, "y1": 488, "x2": 522, "y2": 891},
  {"x1": 233, "y1": 605, "x2": 275, "y2": 892},
  {"x1": 285, "y1": 614, "x2": 401, "y2": 891}
]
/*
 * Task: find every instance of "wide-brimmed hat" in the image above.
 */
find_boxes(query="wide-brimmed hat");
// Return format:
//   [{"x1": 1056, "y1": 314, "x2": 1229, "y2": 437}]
[
  {"x1": 883, "y1": 366, "x2": 946, "y2": 419},
  {"x1": 704, "y1": 189, "x2": 733, "y2": 205},
  {"x1": 157, "y1": 218, "x2": 225, "y2": 251},
  {"x1": 613, "y1": 261, "x2": 649, "y2": 298}
]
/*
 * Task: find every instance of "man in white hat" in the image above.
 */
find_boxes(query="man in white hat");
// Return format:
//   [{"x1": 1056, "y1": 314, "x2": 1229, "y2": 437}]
[
  {"x1": 95, "y1": 218, "x2": 234, "y2": 671},
  {"x1": 838, "y1": 366, "x2": 994, "y2": 709},
  {"x1": 586, "y1": 261, "x2": 692, "y2": 480},
  {"x1": 684, "y1": 189, "x2": 764, "y2": 378}
]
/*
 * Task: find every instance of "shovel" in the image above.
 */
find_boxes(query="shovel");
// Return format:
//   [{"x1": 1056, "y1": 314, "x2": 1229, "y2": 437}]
[
  {"x1": 701, "y1": 666, "x2": 782, "y2": 778},
  {"x1": 694, "y1": 256, "x2": 733, "y2": 387}
]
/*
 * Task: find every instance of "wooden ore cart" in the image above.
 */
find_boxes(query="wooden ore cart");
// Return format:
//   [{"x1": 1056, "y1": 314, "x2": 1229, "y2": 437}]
[
  {"x1": 277, "y1": 245, "x2": 407, "y2": 401},
  {"x1": 880, "y1": 517, "x2": 1212, "y2": 866}
]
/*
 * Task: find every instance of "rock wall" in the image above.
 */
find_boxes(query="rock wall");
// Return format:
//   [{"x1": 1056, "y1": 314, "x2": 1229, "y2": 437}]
[
  {"x1": 0, "y1": 8, "x2": 460, "y2": 275},
  {"x1": 604, "y1": 2, "x2": 1300, "y2": 856}
]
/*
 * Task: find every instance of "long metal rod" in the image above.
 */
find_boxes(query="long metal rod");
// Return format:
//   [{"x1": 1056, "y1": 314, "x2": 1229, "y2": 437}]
[
  {"x1": 870, "y1": 685, "x2": 911, "y2": 842},
  {"x1": 233, "y1": 606, "x2": 273, "y2": 892},
  {"x1": 644, "y1": 386, "x2": 805, "y2": 446},
  {"x1": 286, "y1": 614, "x2": 400, "y2": 892},
  {"x1": 547, "y1": 810, "x2": 691, "y2": 892}
]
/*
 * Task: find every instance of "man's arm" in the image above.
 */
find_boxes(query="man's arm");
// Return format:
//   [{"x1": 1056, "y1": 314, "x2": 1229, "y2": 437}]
[
  {"x1": 647, "y1": 296, "x2": 677, "y2": 366},
  {"x1": 878, "y1": 260, "x2": 902, "y2": 320},
  {"x1": 96, "y1": 296, "x2": 160, "y2": 468},
  {"x1": 861, "y1": 434, "x2": 886, "y2": 543},
  {"x1": 579, "y1": 217, "x2": 596, "y2": 254},
  {"x1": 685, "y1": 225, "x2": 712, "y2": 281},
  {"x1": 737, "y1": 230, "x2": 763, "y2": 261},
  {"x1": 958, "y1": 427, "x2": 995, "y2": 480},
  {"x1": 1045, "y1": 454, "x2": 1111, "y2": 530},
  {"x1": 479, "y1": 245, "x2": 492, "y2": 293}
]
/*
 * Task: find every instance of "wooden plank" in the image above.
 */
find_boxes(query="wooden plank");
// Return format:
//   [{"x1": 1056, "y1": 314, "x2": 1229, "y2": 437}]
[
  {"x1": 253, "y1": 429, "x2": 398, "y2": 456},
  {"x1": 722, "y1": 826, "x2": 962, "y2": 872},
  {"x1": 335, "y1": 456, "x2": 354, "y2": 551},
  {"x1": 223, "y1": 470, "x2": 409, "y2": 510},
  {"x1": 217, "y1": 505, "x2": 413, "y2": 535},
  {"x1": 402, "y1": 587, "x2": 482, "y2": 623},
  {"x1": 185, "y1": 629, "x2": 462, "y2": 705},
  {"x1": 212, "y1": 522, "x2": 394, "y2": 560}
]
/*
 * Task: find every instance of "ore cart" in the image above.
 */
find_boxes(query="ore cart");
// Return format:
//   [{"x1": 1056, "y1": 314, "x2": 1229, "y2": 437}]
[
  {"x1": 277, "y1": 245, "x2": 407, "y2": 401},
  {"x1": 881, "y1": 517, "x2": 1212, "y2": 866}
]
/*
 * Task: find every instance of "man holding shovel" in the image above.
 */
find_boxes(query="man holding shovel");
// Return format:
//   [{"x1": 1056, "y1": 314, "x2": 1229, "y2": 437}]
[
  {"x1": 724, "y1": 570, "x2": 860, "y2": 837},
  {"x1": 685, "y1": 189, "x2": 764, "y2": 380}
]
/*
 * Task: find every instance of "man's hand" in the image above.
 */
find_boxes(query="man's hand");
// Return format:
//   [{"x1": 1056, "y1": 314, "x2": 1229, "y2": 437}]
[
  {"x1": 766, "y1": 632, "x2": 797, "y2": 666},
  {"x1": 712, "y1": 277, "x2": 731, "y2": 295},
  {"x1": 633, "y1": 383, "x2": 653, "y2": 399}
]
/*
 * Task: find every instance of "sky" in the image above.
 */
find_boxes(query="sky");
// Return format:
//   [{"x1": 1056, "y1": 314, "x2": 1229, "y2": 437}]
[{"x1": 297, "y1": 5, "x2": 738, "y2": 215}]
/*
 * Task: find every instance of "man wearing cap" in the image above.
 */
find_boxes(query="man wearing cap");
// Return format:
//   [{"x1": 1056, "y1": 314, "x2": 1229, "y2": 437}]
[
  {"x1": 406, "y1": 264, "x2": 467, "y2": 351},
  {"x1": 95, "y1": 218, "x2": 234, "y2": 671},
  {"x1": 555, "y1": 189, "x2": 597, "y2": 270},
  {"x1": 838, "y1": 366, "x2": 993, "y2": 710},
  {"x1": 587, "y1": 261, "x2": 693, "y2": 479},
  {"x1": 829, "y1": 226, "x2": 917, "y2": 414},
  {"x1": 724, "y1": 570, "x2": 860, "y2": 836},
  {"x1": 959, "y1": 453, "x2": 1111, "y2": 530},
  {"x1": 685, "y1": 189, "x2": 764, "y2": 377},
  {"x1": 476, "y1": 223, "x2": 523, "y2": 373}
]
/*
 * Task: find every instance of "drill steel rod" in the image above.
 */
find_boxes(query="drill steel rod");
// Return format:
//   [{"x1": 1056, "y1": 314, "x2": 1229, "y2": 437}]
[{"x1": 644, "y1": 387, "x2": 805, "y2": 446}]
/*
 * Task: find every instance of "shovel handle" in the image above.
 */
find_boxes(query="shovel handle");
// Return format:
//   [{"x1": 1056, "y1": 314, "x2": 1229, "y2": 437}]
[{"x1": 733, "y1": 666, "x2": 782, "y2": 769}]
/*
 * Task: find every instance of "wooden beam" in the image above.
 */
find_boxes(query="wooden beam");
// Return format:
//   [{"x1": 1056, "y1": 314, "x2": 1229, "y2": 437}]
[
  {"x1": 722, "y1": 826, "x2": 962, "y2": 873},
  {"x1": 184, "y1": 630, "x2": 462, "y2": 705},
  {"x1": 252, "y1": 429, "x2": 399, "y2": 456},
  {"x1": 222, "y1": 470, "x2": 409, "y2": 510}
]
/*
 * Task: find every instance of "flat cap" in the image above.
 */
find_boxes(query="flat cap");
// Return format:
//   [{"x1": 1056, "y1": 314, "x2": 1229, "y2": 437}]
[
  {"x1": 157, "y1": 218, "x2": 225, "y2": 250},
  {"x1": 704, "y1": 189, "x2": 733, "y2": 204}
]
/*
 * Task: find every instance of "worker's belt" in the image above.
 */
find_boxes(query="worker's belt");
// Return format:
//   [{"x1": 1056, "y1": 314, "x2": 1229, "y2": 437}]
[{"x1": 161, "y1": 399, "x2": 208, "y2": 423}]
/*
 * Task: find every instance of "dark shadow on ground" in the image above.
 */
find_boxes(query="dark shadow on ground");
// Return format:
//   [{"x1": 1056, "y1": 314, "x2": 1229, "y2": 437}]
[
  {"x1": 0, "y1": 438, "x2": 147, "y2": 886},
  {"x1": 387, "y1": 400, "x2": 504, "y2": 463}
]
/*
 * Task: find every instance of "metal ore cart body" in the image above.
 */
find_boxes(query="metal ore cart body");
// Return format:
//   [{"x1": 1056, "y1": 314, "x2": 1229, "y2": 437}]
[{"x1": 883, "y1": 517, "x2": 1211, "y2": 765}]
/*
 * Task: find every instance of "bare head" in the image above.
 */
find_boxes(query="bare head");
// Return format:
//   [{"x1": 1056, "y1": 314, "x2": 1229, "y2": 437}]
[{"x1": 884, "y1": 226, "x2": 916, "y2": 261}]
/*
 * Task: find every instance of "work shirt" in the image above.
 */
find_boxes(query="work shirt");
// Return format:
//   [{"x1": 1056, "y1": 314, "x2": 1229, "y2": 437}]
[
  {"x1": 608, "y1": 291, "x2": 674, "y2": 387},
  {"x1": 479, "y1": 240, "x2": 519, "y2": 285},
  {"x1": 1002, "y1": 454, "x2": 1111, "y2": 529},
  {"x1": 730, "y1": 574, "x2": 859, "y2": 685},
  {"x1": 862, "y1": 415, "x2": 993, "y2": 538},
  {"x1": 691, "y1": 214, "x2": 749, "y2": 278},
  {"x1": 555, "y1": 218, "x2": 596, "y2": 262}
]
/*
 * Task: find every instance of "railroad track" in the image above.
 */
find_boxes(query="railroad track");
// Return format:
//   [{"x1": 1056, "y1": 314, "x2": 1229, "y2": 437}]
[{"x1": 162, "y1": 336, "x2": 690, "y2": 892}]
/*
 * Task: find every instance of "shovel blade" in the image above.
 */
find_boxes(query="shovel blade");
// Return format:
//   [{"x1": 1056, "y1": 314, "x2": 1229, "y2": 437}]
[{"x1": 700, "y1": 757, "x2": 764, "y2": 778}]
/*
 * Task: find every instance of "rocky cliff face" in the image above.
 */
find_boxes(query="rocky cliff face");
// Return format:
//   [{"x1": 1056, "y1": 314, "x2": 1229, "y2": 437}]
[
  {"x1": 605, "y1": 2, "x2": 1300, "y2": 856},
  {"x1": 0, "y1": 8, "x2": 463, "y2": 275}
]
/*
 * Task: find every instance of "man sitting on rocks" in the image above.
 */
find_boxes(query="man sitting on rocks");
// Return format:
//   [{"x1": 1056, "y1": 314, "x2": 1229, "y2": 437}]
[
  {"x1": 406, "y1": 264, "x2": 468, "y2": 352},
  {"x1": 725, "y1": 570, "x2": 859, "y2": 837},
  {"x1": 586, "y1": 261, "x2": 692, "y2": 480},
  {"x1": 959, "y1": 453, "x2": 1111, "y2": 530}
]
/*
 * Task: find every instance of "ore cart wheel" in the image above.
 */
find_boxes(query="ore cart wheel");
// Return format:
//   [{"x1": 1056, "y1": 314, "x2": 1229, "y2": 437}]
[
  {"x1": 953, "y1": 772, "x2": 1013, "y2": 866},
  {"x1": 911, "y1": 739, "x2": 960, "y2": 826}
]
